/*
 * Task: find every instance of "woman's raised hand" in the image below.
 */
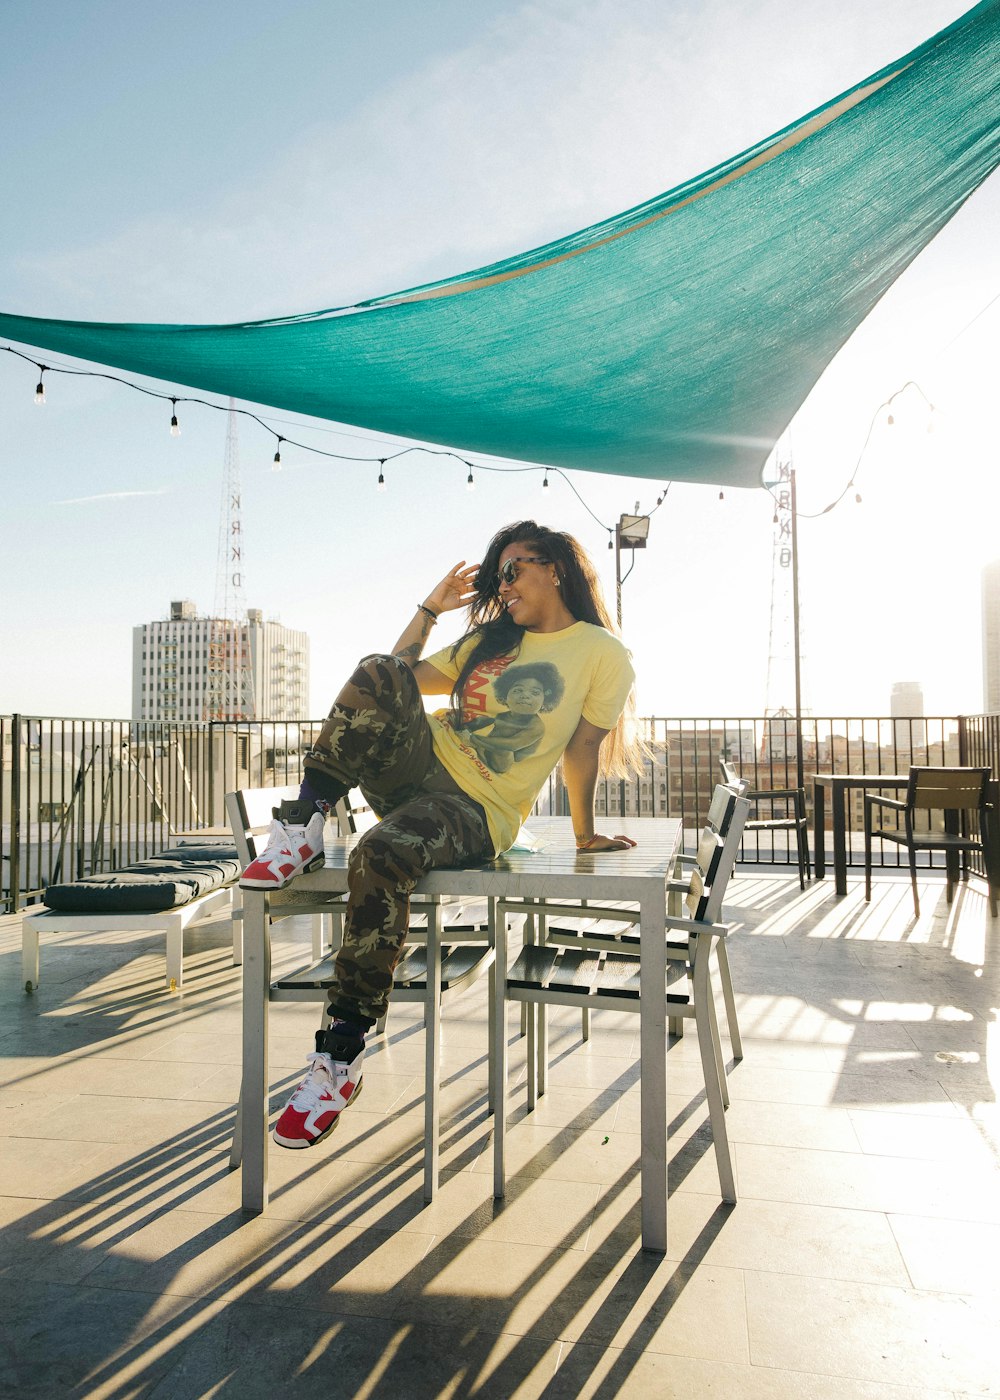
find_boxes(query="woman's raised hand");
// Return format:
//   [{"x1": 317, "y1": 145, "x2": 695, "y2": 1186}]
[{"x1": 424, "y1": 562, "x2": 481, "y2": 616}]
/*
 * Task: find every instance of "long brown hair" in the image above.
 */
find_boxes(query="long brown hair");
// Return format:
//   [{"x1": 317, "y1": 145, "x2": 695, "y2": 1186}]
[{"x1": 450, "y1": 521, "x2": 643, "y2": 777}]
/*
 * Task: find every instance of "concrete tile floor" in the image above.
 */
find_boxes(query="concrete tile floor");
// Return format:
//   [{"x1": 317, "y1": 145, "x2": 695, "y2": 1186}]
[{"x1": 0, "y1": 867, "x2": 998, "y2": 1399}]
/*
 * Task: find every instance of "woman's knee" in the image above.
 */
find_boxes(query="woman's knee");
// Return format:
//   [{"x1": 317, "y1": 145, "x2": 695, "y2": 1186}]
[{"x1": 349, "y1": 824, "x2": 425, "y2": 887}]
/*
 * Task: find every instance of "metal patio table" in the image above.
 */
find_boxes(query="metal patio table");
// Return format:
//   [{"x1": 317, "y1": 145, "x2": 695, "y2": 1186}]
[{"x1": 239, "y1": 814, "x2": 683, "y2": 1253}]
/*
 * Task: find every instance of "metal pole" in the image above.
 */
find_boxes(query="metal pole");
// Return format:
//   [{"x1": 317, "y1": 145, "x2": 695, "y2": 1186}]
[
  {"x1": 614, "y1": 523, "x2": 623, "y2": 630},
  {"x1": 790, "y1": 468, "x2": 804, "y2": 796}
]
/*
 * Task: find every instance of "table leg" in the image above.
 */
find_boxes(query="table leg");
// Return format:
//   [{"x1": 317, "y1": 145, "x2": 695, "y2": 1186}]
[
  {"x1": 424, "y1": 903, "x2": 442, "y2": 1203},
  {"x1": 639, "y1": 880, "x2": 668, "y2": 1254},
  {"x1": 241, "y1": 890, "x2": 270, "y2": 1213},
  {"x1": 813, "y1": 781, "x2": 826, "y2": 881},
  {"x1": 832, "y1": 784, "x2": 848, "y2": 897},
  {"x1": 492, "y1": 901, "x2": 508, "y2": 1199}
]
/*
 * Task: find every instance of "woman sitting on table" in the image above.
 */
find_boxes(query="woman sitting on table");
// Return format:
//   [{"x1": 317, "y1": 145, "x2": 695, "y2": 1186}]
[{"x1": 240, "y1": 519, "x2": 642, "y2": 1150}]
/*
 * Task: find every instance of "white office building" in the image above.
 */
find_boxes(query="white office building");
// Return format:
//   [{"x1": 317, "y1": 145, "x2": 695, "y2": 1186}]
[
  {"x1": 132, "y1": 601, "x2": 310, "y2": 721},
  {"x1": 983, "y1": 559, "x2": 1000, "y2": 714},
  {"x1": 890, "y1": 680, "x2": 925, "y2": 750}
]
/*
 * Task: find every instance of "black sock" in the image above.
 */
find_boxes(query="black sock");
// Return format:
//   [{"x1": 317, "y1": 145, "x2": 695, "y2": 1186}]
[{"x1": 300, "y1": 769, "x2": 349, "y2": 810}]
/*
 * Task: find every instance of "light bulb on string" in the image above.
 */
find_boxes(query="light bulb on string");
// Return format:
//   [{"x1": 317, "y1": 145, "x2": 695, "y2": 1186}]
[
  {"x1": 542, "y1": 470, "x2": 549, "y2": 490},
  {"x1": 169, "y1": 398, "x2": 180, "y2": 437},
  {"x1": 718, "y1": 490, "x2": 725, "y2": 502},
  {"x1": 887, "y1": 412, "x2": 895, "y2": 425},
  {"x1": 34, "y1": 366, "x2": 46, "y2": 404},
  {"x1": 272, "y1": 437, "x2": 283, "y2": 471},
  {"x1": 377, "y1": 460, "x2": 386, "y2": 493},
  {"x1": 466, "y1": 468, "x2": 475, "y2": 493}
]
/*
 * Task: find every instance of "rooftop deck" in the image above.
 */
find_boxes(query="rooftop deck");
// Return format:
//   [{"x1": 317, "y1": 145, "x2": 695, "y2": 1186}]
[{"x1": 1, "y1": 866, "x2": 998, "y2": 1397}]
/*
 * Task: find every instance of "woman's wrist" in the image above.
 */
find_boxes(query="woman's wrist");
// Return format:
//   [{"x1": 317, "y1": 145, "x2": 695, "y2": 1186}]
[{"x1": 417, "y1": 602, "x2": 439, "y2": 623}]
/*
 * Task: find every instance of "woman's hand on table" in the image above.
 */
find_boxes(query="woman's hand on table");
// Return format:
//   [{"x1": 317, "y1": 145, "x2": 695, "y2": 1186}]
[{"x1": 575, "y1": 833, "x2": 638, "y2": 853}]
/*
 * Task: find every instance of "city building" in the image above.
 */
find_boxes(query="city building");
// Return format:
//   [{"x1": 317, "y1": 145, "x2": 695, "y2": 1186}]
[
  {"x1": 890, "y1": 680, "x2": 926, "y2": 751},
  {"x1": 983, "y1": 558, "x2": 1000, "y2": 713},
  {"x1": 132, "y1": 601, "x2": 310, "y2": 722}
]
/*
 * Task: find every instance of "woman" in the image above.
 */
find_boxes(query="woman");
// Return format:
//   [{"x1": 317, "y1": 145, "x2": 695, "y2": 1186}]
[{"x1": 242, "y1": 520, "x2": 641, "y2": 1150}]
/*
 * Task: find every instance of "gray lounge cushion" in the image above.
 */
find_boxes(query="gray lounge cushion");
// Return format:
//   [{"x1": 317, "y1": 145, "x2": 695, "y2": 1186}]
[{"x1": 44, "y1": 846, "x2": 241, "y2": 914}]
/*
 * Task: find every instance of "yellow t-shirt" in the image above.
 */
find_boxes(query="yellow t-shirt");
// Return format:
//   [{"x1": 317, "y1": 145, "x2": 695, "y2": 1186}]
[{"x1": 425, "y1": 622, "x2": 635, "y2": 855}]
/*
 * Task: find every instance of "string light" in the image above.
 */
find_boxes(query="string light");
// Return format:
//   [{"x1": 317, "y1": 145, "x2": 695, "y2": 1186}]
[
  {"x1": 718, "y1": 490, "x2": 725, "y2": 501},
  {"x1": 2, "y1": 343, "x2": 680, "y2": 537}
]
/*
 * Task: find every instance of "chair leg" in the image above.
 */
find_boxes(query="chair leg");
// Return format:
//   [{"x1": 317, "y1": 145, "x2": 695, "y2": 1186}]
[
  {"x1": 715, "y1": 938, "x2": 743, "y2": 1061},
  {"x1": 230, "y1": 1084, "x2": 244, "y2": 1170},
  {"x1": 907, "y1": 844, "x2": 920, "y2": 918},
  {"x1": 692, "y1": 933, "x2": 736, "y2": 1203},
  {"x1": 704, "y1": 976, "x2": 730, "y2": 1110}
]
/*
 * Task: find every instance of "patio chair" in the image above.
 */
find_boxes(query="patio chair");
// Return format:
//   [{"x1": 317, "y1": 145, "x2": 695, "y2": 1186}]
[
  {"x1": 226, "y1": 785, "x2": 494, "y2": 1200},
  {"x1": 720, "y1": 758, "x2": 810, "y2": 890},
  {"x1": 504, "y1": 782, "x2": 745, "y2": 1103},
  {"x1": 494, "y1": 788, "x2": 750, "y2": 1203},
  {"x1": 864, "y1": 765, "x2": 999, "y2": 918}
]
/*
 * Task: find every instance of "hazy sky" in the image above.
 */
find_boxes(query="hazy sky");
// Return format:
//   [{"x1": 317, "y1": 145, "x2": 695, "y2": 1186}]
[{"x1": 2, "y1": 0, "x2": 998, "y2": 721}]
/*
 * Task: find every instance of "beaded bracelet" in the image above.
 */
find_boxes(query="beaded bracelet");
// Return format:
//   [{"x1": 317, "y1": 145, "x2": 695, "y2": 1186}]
[{"x1": 417, "y1": 603, "x2": 439, "y2": 623}]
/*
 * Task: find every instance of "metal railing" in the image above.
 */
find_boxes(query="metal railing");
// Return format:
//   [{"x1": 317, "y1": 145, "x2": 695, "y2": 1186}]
[{"x1": 3, "y1": 712, "x2": 998, "y2": 911}]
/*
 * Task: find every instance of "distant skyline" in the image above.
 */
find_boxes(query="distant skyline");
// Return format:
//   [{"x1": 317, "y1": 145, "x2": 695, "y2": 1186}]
[{"x1": 2, "y1": 0, "x2": 998, "y2": 719}]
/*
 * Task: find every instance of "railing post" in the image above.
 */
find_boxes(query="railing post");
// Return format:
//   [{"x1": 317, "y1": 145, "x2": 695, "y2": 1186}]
[
  {"x1": 10, "y1": 714, "x2": 21, "y2": 913},
  {"x1": 958, "y1": 714, "x2": 969, "y2": 767}
]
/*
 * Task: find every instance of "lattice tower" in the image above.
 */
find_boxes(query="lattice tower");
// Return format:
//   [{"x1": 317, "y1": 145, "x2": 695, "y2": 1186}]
[
  {"x1": 203, "y1": 402, "x2": 256, "y2": 720},
  {"x1": 762, "y1": 448, "x2": 804, "y2": 763}
]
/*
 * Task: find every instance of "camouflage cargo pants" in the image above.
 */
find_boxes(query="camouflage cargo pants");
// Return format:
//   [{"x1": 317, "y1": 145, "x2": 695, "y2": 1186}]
[{"x1": 304, "y1": 653, "x2": 492, "y2": 1025}]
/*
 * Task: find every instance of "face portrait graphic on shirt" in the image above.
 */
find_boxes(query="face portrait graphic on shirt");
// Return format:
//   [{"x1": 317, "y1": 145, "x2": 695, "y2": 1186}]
[{"x1": 461, "y1": 662, "x2": 565, "y2": 774}]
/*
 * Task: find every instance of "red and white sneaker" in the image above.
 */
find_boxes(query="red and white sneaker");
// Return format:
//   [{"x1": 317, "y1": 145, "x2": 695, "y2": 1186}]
[
  {"x1": 240, "y1": 811, "x2": 326, "y2": 890},
  {"x1": 272, "y1": 1048, "x2": 365, "y2": 1149}
]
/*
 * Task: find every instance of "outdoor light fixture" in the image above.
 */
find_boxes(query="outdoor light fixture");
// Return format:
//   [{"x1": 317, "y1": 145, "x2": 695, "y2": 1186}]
[
  {"x1": 614, "y1": 510, "x2": 652, "y2": 628},
  {"x1": 272, "y1": 437, "x2": 283, "y2": 471},
  {"x1": 169, "y1": 398, "x2": 180, "y2": 436},
  {"x1": 377, "y1": 462, "x2": 386, "y2": 493},
  {"x1": 466, "y1": 469, "x2": 475, "y2": 492},
  {"x1": 34, "y1": 367, "x2": 46, "y2": 404},
  {"x1": 542, "y1": 470, "x2": 549, "y2": 489}
]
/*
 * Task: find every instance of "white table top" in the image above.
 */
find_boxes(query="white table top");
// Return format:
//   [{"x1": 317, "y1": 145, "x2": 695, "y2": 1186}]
[{"x1": 277, "y1": 815, "x2": 683, "y2": 903}]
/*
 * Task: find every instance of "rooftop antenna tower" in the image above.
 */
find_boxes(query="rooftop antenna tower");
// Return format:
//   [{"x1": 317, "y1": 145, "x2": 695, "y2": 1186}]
[
  {"x1": 204, "y1": 400, "x2": 255, "y2": 720},
  {"x1": 762, "y1": 444, "x2": 806, "y2": 772}
]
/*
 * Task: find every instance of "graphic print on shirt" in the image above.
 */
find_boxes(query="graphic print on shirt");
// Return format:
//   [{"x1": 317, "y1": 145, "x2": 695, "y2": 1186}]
[{"x1": 459, "y1": 662, "x2": 566, "y2": 774}]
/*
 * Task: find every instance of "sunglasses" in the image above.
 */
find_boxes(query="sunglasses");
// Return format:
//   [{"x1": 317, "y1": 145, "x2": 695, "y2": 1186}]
[{"x1": 494, "y1": 556, "x2": 552, "y2": 589}]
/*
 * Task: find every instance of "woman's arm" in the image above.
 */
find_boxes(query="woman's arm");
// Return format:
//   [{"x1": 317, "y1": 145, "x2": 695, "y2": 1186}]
[
  {"x1": 391, "y1": 561, "x2": 479, "y2": 694},
  {"x1": 562, "y1": 717, "x2": 638, "y2": 853}
]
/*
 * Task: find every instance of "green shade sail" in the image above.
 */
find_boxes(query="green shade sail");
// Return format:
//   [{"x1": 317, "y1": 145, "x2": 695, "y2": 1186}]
[{"x1": 3, "y1": 2, "x2": 999, "y2": 488}]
